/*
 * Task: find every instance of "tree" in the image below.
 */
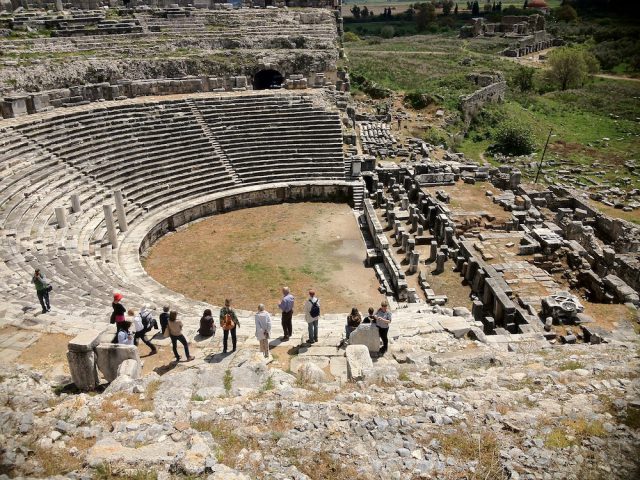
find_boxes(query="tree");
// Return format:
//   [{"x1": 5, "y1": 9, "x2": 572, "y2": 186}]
[
  {"x1": 555, "y1": 4, "x2": 578, "y2": 22},
  {"x1": 523, "y1": 0, "x2": 528, "y2": 8},
  {"x1": 546, "y1": 46, "x2": 600, "y2": 90},
  {"x1": 351, "y1": 4, "x2": 361, "y2": 19},
  {"x1": 362, "y1": 6, "x2": 370, "y2": 18},
  {"x1": 443, "y1": 0, "x2": 454, "y2": 15},
  {"x1": 471, "y1": 1, "x2": 480, "y2": 15},
  {"x1": 381, "y1": 25, "x2": 395, "y2": 38},
  {"x1": 493, "y1": 121, "x2": 536, "y2": 156},
  {"x1": 415, "y1": 2, "x2": 436, "y2": 32},
  {"x1": 454, "y1": 3, "x2": 459, "y2": 14},
  {"x1": 512, "y1": 66, "x2": 535, "y2": 92}
]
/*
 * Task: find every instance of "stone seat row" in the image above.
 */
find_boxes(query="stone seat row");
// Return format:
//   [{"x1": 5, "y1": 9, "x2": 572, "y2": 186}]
[{"x1": 1, "y1": 93, "x2": 346, "y2": 321}]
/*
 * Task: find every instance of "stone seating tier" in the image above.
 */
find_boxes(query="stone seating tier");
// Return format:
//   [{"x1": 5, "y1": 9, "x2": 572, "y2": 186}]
[{"x1": 0, "y1": 92, "x2": 348, "y2": 322}]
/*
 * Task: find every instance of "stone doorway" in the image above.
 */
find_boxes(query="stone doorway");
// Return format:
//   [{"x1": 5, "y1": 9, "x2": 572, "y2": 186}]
[{"x1": 253, "y1": 69, "x2": 284, "y2": 90}]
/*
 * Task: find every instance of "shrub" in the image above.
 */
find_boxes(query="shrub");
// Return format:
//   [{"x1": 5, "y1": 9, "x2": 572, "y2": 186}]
[
  {"x1": 554, "y1": 4, "x2": 578, "y2": 23},
  {"x1": 512, "y1": 65, "x2": 535, "y2": 92},
  {"x1": 546, "y1": 46, "x2": 600, "y2": 90},
  {"x1": 491, "y1": 121, "x2": 535, "y2": 156},
  {"x1": 380, "y1": 25, "x2": 395, "y2": 39},
  {"x1": 423, "y1": 128, "x2": 450, "y2": 148},
  {"x1": 404, "y1": 91, "x2": 435, "y2": 109},
  {"x1": 343, "y1": 31, "x2": 360, "y2": 42}
]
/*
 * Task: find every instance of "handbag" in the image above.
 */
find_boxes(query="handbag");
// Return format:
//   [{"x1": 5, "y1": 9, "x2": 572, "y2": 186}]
[{"x1": 46, "y1": 285, "x2": 53, "y2": 293}]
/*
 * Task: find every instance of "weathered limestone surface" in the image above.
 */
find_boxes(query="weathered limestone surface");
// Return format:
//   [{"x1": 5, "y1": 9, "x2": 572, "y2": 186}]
[
  {"x1": 346, "y1": 344, "x2": 373, "y2": 381},
  {"x1": 349, "y1": 324, "x2": 380, "y2": 353},
  {"x1": 95, "y1": 344, "x2": 141, "y2": 383}
]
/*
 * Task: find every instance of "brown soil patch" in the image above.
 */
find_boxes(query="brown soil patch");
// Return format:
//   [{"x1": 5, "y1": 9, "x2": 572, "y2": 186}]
[
  {"x1": 581, "y1": 302, "x2": 636, "y2": 332},
  {"x1": 549, "y1": 140, "x2": 626, "y2": 166},
  {"x1": 17, "y1": 332, "x2": 71, "y2": 374},
  {"x1": 143, "y1": 202, "x2": 384, "y2": 313},
  {"x1": 583, "y1": 198, "x2": 640, "y2": 225},
  {"x1": 422, "y1": 181, "x2": 511, "y2": 223}
]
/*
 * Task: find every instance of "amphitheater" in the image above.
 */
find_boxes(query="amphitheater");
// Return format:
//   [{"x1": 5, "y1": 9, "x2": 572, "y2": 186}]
[{"x1": 0, "y1": 2, "x2": 639, "y2": 480}]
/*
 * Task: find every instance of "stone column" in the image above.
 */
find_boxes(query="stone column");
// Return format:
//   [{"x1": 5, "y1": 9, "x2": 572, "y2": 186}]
[
  {"x1": 351, "y1": 159, "x2": 362, "y2": 177},
  {"x1": 435, "y1": 252, "x2": 446, "y2": 274},
  {"x1": 113, "y1": 190, "x2": 128, "y2": 233},
  {"x1": 401, "y1": 195, "x2": 409, "y2": 211},
  {"x1": 409, "y1": 251, "x2": 420, "y2": 274},
  {"x1": 429, "y1": 240, "x2": 438, "y2": 262},
  {"x1": 444, "y1": 226, "x2": 454, "y2": 246},
  {"x1": 54, "y1": 207, "x2": 67, "y2": 229},
  {"x1": 103, "y1": 205, "x2": 118, "y2": 248},
  {"x1": 71, "y1": 194, "x2": 82, "y2": 214},
  {"x1": 67, "y1": 330, "x2": 101, "y2": 391}
]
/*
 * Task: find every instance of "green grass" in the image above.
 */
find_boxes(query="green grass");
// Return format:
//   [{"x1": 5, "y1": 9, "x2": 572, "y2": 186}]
[
  {"x1": 347, "y1": 34, "x2": 640, "y2": 191},
  {"x1": 223, "y1": 369, "x2": 233, "y2": 395},
  {"x1": 558, "y1": 360, "x2": 585, "y2": 371}
]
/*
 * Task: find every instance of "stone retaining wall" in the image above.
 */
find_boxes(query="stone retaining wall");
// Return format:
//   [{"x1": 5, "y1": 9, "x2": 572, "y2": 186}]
[
  {"x1": 139, "y1": 183, "x2": 353, "y2": 255},
  {"x1": 459, "y1": 81, "x2": 506, "y2": 125},
  {"x1": 0, "y1": 74, "x2": 332, "y2": 119}
]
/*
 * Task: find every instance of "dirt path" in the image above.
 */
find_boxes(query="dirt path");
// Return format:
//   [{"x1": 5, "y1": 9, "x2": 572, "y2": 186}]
[
  {"x1": 346, "y1": 49, "x2": 448, "y2": 55},
  {"x1": 144, "y1": 202, "x2": 385, "y2": 313}
]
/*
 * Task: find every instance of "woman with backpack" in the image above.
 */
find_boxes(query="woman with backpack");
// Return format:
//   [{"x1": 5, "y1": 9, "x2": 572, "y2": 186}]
[
  {"x1": 167, "y1": 311, "x2": 194, "y2": 362},
  {"x1": 198, "y1": 309, "x2": 216, "y2": 337},
  {"x1": 303, "y1": 289, "x2": 320, "y2": 344},
  {"x1": 219, "y1": 298, "x2": 239, "y2": 353}
]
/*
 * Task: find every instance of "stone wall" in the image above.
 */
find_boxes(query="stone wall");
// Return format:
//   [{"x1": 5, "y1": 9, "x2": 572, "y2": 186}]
[
  {"x1": 140, "y1": 183, "x2": 352, "y2": 254},
  {"x1": 459, "y1": 80, "x2": 506, "y2": 125},
  {"x1": 0, "y1": 73, "x2": 333, "y2": 119}
]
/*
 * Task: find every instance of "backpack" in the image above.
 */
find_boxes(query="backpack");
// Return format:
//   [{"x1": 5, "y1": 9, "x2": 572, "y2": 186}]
[
  {"x1": 140, "y1": 310, "x2": 150, "y2": 329},
  {"x1": 221, "y1": 313, "x2": 235, "y2": 331},
  {"x1": 309, "y1": 298, "x2": 320, "y2": 318}
]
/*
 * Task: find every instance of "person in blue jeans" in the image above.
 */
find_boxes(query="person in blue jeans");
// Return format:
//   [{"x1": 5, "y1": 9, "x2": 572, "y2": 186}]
[
  {"x1": 303, "y1": 290, "x2": 320, "y2": 344},
  {"x1": 32, "y1": 269, "x2": 51, "y2": 313}
]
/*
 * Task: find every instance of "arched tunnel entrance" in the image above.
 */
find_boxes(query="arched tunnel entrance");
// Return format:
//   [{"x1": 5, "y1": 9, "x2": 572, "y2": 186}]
[{"x1": 253, "y1": 69, "x2": 284, "y2": 90}]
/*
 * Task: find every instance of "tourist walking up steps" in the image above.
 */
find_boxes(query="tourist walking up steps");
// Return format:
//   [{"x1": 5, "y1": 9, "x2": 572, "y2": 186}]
[
  {"x1": 198, "y1": 309, "x2": 216, "y2": 338},
  {"x1": 278, "y1": 287, "x2": 295, "y2": 341},
  {"x1": 346, "y1": 307, "x2": 362, "y2": 340},
  {"x1": 303, "y1": 289, "x2": 320, "y2": 344},
  {"x1": 32, "y1": 268, "x2": 51, "y2": 314},
  {"x1": 132, "y1": 307, "x2": 158, "y2": 355},
  {"x1": 167, "y1": 311, "x2": 194, "y2": 362},
  {"x1": 111, "y1": 293, "x2": 126, "y2": 331},
  {"x1": 374, "y1": 301, "x2": 392, "y2": 355},
  {"x1": 255, "y1": 304, "x2": 272, "y2": 358},
  {"x1": 220, "y1": 299, "x2": 239, "y2": 353}
]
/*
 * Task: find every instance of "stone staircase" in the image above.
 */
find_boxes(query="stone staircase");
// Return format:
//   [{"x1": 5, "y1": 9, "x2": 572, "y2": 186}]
[
  {"x1": 352, "y1": 180, "x2": 365, "y2": 211},
  {"x1": 186, "y1": 99, "x2": 242, "y2": 185}
]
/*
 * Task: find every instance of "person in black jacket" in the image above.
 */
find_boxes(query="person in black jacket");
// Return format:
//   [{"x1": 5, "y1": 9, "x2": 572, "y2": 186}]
[
  {"x1": 111, "y1": 293, "x2": 126, "y2": 331},
  {"x1": 159, "y1": 305, "x2": 170, "y2": 335},
  {"x1": 198, "y1": 309, "x2": 216, "y2": 337}
]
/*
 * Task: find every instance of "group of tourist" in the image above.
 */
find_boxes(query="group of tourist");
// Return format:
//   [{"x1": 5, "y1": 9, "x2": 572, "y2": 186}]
[
  {"x1": 344, "y1": 301, "x2": 392, "y2": 354},
  {"x1": 34, "y1": 269, "x2": 391, "y2": 361}
]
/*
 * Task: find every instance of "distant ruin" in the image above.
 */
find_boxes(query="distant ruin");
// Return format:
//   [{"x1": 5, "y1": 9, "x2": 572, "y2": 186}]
[{"x1": 460, "y1": 14, "x2": 559, "y2": 57}]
